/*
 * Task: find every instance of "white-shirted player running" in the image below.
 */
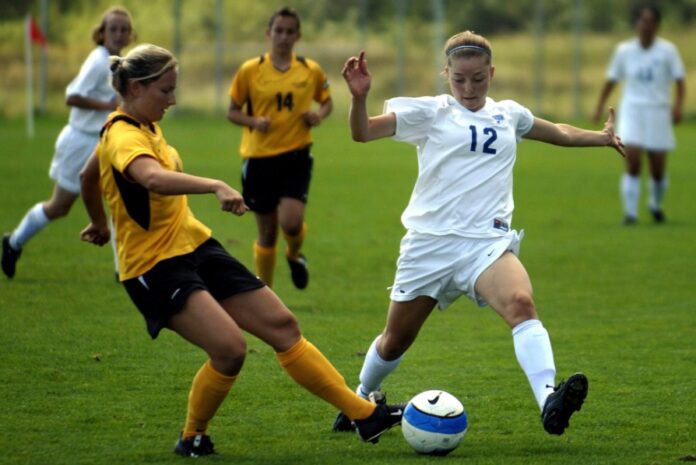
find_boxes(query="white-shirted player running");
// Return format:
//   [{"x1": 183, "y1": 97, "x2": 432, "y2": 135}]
[
  {"x1": 333, "y1": 31, "x2": 625, "y2": 436},
  {"x1": 2, "y1": 7, "x2": 134, "y2": 279},
  {"x1": 594, "y1": 4, "x2": 686, "y2": 224}
]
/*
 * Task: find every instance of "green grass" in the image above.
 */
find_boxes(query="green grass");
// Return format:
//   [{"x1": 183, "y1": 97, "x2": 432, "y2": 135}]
[{"x1": 1, "y1": 114, "x2": 695, "y2": 465}]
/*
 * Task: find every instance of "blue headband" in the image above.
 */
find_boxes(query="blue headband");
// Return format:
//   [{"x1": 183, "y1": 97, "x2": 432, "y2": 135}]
[{"x1": 446, "y1": 45, "x2": 491, "y2": 58}]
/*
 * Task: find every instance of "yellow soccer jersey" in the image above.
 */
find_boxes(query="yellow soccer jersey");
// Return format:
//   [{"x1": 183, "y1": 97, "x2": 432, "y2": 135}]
[
  {"x1": 97, "y1": 111, "x2": 211, "y2": 280},
  {"x1": 229, "y1": 52, "x2": 330, "y2": 158}
]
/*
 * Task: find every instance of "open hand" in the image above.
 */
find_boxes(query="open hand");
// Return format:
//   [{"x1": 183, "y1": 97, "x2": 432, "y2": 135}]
[
  {"x1": 602, "y1": 107, "x2": 625, "y2": 157},
  {"x1": 342, "y1": 51, "x2": 371, "y2": 98}
]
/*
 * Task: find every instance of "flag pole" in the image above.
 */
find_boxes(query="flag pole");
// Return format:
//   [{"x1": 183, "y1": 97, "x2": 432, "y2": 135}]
[{"x1": 25, "y1": 14, "x2": 35, "y2": 139}]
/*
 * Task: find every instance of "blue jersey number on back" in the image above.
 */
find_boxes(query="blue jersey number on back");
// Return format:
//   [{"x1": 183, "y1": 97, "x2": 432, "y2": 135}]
[{"x1": 468, "y1": 125, "x2": 497, "y2": 154}]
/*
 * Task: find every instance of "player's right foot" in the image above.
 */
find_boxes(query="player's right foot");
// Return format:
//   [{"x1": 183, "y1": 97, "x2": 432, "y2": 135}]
[
  {"x1": 353, "y1": 392, "x2": 404, "y2": 443},
  {"x1": 2, "y1": 233, "x2": 21, "y2": 278},
  {"x1": 287, "y1": 254, "x2": 309, "y2": 289},
  {"x1": 541, "y1": 373, "x2": 589, "y2": 435},
  {"x1": 174, "y1": 433, "x2": 216, "y2": 457},
  {"x1": 623, "y1": 215, "x2": 637, "y2": 226}
]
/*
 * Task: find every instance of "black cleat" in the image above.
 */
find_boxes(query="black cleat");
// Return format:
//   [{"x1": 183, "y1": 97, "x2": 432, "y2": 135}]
[
  {"x1": 650, "y1": 209, "x2": 666, "y2": 223},
  {"x1": 333, "y1": 410, "x2": 354, "y2": 432},
  {"x1": 541, "y1": 373, "x2": 589, "y2": 435},
  {"x1": 287, "y1": 254, "x2": 309, "y2": 289},
  {"x1": 353, "y1": 391, "x2": 404, "y2": 443},
  {"x1": 2, "y1": 233, "x2": 21, "y2": 278},
  {"x1": 623, "y1": 215, "x2": 637, "y2": 226},
  {"x1": 174, "y1": 433, "x2": 216, "y2": 457}
]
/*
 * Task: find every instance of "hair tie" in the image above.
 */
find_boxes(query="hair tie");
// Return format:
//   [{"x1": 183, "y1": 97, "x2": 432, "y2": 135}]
[
  {"x1": 446, "y1": 45, "x2": 491, "y2": 58},
  {"x1": 110, "y1": 57, "x2": 122, "y2": 73}
]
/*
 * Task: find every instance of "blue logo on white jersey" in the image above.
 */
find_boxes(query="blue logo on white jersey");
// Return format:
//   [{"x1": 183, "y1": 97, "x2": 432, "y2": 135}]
[{"x1": 493, "y1": 114, "x2": 505, "y2": 124}]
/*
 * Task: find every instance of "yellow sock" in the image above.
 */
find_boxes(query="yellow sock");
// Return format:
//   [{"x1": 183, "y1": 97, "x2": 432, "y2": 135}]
[
  {"x1": 276, "y1": 337, "x2": 376, "y2": 421},
  {"x1": 183, "y1": 360, "x2": 237, "y2": 438},
  {"x1": 283, "y1": 223, "x2": 307, "y2": 261},
  {"x1": 253, "y1": 241, "x2": 276, "y2": 288}
]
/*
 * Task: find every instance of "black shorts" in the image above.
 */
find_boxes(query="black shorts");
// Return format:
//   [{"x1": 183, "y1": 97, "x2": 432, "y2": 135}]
[
  {"x1": 241, "y1": 146, "x2": 313, "y2": 214},
  {"x1": 122, "y1": 238, "x2": 264, "y2": 339}
]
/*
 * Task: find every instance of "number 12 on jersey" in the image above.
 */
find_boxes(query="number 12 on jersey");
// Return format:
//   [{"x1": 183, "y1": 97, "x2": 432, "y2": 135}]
[{"x1": 469, "y1": 125, "x2": 497, "y2": 154}]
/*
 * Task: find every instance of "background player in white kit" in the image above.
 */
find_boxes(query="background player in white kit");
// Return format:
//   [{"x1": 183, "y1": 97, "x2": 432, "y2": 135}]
[
  {"x1": 2, "y1": 7, "x2": 134, "y2": 279},
  {"x1": 594, "y1": 4, "x2": 686, "y2": 224},
  {"x1": 334, "y1": 31, "x2": 625, "y2": 436}
]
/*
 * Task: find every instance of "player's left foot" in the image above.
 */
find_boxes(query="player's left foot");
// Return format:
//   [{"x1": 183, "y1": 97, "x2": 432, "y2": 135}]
[
  {"x1": 174, "y1": 433, "x2": 216, "y2": 457},
  {"x1": 650, "y1": 208, "x2": 666, "y2": 223},
  {"x1": 354, "y1": 391, "x2": 404, "y2": 443},
  {"x1": 2, "y1": 233, "x2": 22, "y2": 279},
  {"x1": 287, "y1": 254, "x2": 309, "y2": 289},
  {"x1": 541, "y1": 373, "x2": 589, "y2": 435}
]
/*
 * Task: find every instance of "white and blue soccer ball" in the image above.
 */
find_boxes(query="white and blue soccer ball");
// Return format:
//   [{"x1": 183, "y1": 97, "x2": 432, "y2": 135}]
[{"x1": 401, "y1": 390, "x2": 468, "y2": 456}]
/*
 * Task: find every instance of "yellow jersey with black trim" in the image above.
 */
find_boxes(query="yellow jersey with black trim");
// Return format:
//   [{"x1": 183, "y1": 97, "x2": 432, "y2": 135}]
[
  {"x1": 229, "y1": 52, "x2": 330, "y2": 158},
  {"x1": 96, "y1": 110, "x2": 212, "y2": 281}
]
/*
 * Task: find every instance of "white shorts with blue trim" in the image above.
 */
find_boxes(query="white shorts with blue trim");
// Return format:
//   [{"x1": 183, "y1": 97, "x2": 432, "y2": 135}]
[
  {"x1": 389, "y1": 229, "x2": 524, "y2": 309},
  {"x1": 618, "y1": 103, "x2": 675, "y2": 152}
]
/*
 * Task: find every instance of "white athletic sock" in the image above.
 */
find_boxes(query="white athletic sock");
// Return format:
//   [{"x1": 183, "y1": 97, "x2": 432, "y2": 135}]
[
  {"x1": 10, "y1": 203, "x2": 50, "y2": 250},
  {"x1": 512, "y1": 319, "x2": 556, "y2": 410},
  {"x1": 620, "y1": 174, "x2": 641, "y2": 219},
  {"x1": 355, "y1": 336, "x2": 403, "y2": 399},
  {"x1": 648, "y1": 177, "x2": 668, "y2": 211}
]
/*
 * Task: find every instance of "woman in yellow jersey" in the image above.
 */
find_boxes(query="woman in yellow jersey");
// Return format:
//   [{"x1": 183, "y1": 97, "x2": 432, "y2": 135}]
[
  {"x1": 227, "y1": 7, "x2": 332, "y2": 289},
  {"x1": 79, "y1": 44, "x2": 400, "y2": 458}
]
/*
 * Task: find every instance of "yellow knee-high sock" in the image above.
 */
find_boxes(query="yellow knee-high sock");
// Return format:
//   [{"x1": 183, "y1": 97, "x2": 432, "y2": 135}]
[
  {"x1": 253, "y1": 241, "x2": 276, "y2": 288},
  {"x1": 276, "y1": 337, "x2": 376, "y2": 421},
  {"x1": 283, "y1": 223, "x2": 306, "y2": 261},
  {"x1": 183, "y1": 360, "x2": 237, "y2": 438}
]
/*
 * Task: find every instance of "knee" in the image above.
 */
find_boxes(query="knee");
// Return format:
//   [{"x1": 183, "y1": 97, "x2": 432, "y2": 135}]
[
  {"x1": 378, "y1": 332, "x2": 412, "y2": 361},
  {"x1": 281, "y1": 220, "x2": 303, "y2": 237},
  {"x1": 504, "y1": 291, "x2": 537, "y2": 327},
  {"x1": 276, "y1": 312, "x2": 301, "y2": 341},
  {"x1": 210, "y1": 339, "x2": 247, "y2": 375},
  {"x1": 43, "y1": 202, "x2": 72, "y2": 220}
]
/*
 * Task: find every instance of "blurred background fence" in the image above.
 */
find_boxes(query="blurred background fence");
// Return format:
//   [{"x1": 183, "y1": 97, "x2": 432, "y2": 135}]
[{"x1": 1, "y1": 0, "x2": 695, "y2": 120}]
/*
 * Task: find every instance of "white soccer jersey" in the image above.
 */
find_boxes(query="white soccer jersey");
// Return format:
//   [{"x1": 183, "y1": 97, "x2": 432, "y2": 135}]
[
  {"x1": 65, "y1": 46, "x2": 116, "y2": 133},
  {"x1": 386, "y1": 95, "x2": 534, "y2": 238},
  {"x1": 607, "y1": 37, "x2": 685, "y2": 107}
]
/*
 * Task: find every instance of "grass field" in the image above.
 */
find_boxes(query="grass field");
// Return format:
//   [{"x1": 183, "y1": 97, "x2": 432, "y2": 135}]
[{"x1": 1, "y1": 114, "x2": 695, "y2": 465}]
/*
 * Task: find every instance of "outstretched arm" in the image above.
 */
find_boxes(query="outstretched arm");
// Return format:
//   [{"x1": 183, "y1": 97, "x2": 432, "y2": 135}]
[
  {"x1": 524, "y1": 108, "x2": 625, "y2": 157},
  {"x1": 342, "y1": 51, "x2": 396, "y2": 142},
  {"x1": 126, "y1": 156, "x2": 249, "y2": 215},
  {"x1": 592, "y1": 80, "x2": 616, "y2": 123},
  {"x1": 79, "y1": 152, "x2": 110, "y2": 246}
]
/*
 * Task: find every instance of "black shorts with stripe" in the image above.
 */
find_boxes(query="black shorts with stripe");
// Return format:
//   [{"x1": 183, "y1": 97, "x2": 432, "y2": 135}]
[
  {"x1": 241, "y1": 146, "x2": 313, "y2": 214},
  {"x1": 122, "y1": 238, "x2": 264, "y2": 339}
]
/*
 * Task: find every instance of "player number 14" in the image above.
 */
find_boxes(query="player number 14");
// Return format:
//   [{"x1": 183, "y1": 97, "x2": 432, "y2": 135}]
[{"x1": 469, "y1": 125, "x2": 498, "y2": 154}]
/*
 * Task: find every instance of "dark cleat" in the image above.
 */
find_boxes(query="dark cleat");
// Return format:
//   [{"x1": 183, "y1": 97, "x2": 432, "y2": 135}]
[
  {"x1": 623, "y1": 215, "x2": 637, "y2": 226},
  {"x1": 650, "y1": 209, "x2": 666, "y2": 223},
  {"x1": 174, "y1": 433, "x2": 216, "y2": 457},
  {"x1": 353, "y1": 391, "x2": 404, "y2": 443},
  {"x1": 287, "y1": 254, "x2": 309, "y2": 289},
  {"x1": 542, "y1": 373, "x2": 589, "y2": 435},
  {"x1": 2, "y1": 233, "x2": 21, "y2": 278},
  {"x1": 333, "y1": 410, "x2": 354, "y2": 432}
]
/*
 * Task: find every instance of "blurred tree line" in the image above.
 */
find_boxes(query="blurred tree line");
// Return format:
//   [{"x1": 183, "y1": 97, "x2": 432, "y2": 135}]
[{"x1": 4, "y1": 0, "x2": 696, "y2": 38}]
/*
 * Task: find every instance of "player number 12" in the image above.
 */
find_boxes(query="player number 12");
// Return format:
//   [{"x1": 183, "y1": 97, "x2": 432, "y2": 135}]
[{"x1": 469, "y1": 125, "x2": 498, "y2": 154}]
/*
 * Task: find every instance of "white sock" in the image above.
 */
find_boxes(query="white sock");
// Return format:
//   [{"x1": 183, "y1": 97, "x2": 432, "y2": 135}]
[
  {"x1": 648, "y1": 177, "x2": 667, "y2": 211},
  {"x1": 512, "y1": 319, "x2": 556, "y2": 410},
  {"x1": 620, "y1": 174, "x2": 640, "y2": 219},
  {"x1": 356, "y1": 336, "x2": 403, "y2": 399},
  {"x1": 10, "y1": 203, "x2": 50, "y2": 250}
]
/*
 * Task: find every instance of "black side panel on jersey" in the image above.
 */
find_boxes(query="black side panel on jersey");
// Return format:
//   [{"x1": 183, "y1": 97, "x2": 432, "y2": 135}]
[
  {"x1": 297, "y1": 56, "x2": 308, "y2": 68},
  {"x1": 112, "y1": 166, "x2": 151, "y2": 230}
]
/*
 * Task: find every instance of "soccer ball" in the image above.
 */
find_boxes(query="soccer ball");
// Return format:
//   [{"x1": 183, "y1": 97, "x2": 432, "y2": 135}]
[{"x1": 401, "y1": 390, "x2": 468, "y2": 456}]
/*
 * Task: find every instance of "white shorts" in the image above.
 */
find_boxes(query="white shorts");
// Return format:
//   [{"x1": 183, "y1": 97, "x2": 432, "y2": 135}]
[
  {"x1": 49, "y1": 125, "x2": 100, "y2": 194},
  {"x1": 617, "y1": 103, "x2": 675, "y2": 152},
  {"x1": 390, "y1": 229, "x2": 524, "y2": 309}
]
